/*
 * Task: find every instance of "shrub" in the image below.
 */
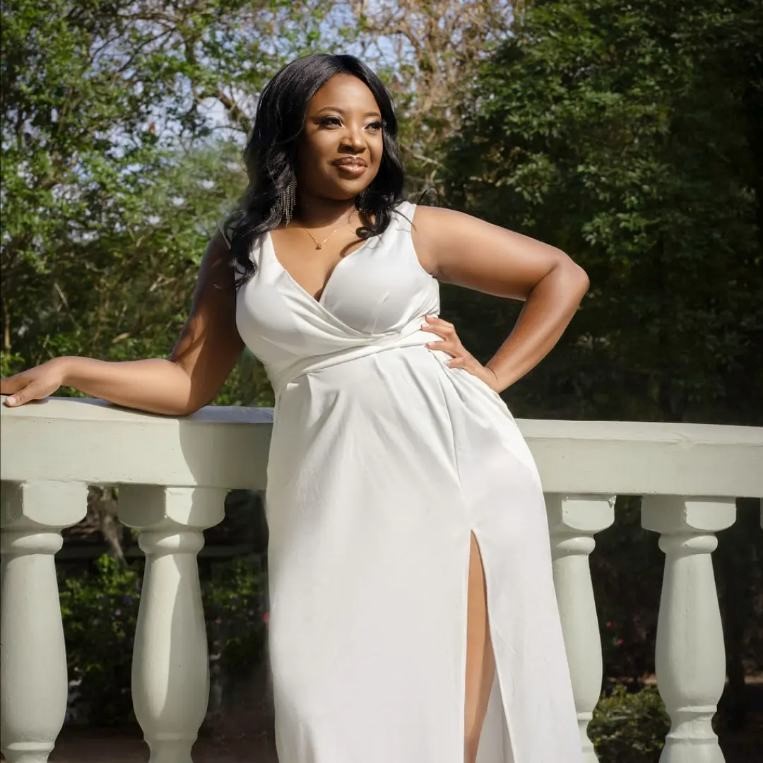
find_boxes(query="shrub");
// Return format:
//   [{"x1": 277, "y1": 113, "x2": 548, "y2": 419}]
[
  {"x1": 589, "y1": 682, "x2": 670, "y2": 763},
  {"x1": 202, "y1": 554, "x2": 269, "y2": 677},
  {"x1": 58, "y1": 553, "x2": 269, "y2": 726},
  {"x1": 59, "y1": 554, "x2": 142, "y2": 725}
]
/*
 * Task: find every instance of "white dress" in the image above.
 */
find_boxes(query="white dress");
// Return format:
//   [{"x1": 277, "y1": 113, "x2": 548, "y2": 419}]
[{"x1": 234, "y1": 200, "x2": 582, "y2": 762}]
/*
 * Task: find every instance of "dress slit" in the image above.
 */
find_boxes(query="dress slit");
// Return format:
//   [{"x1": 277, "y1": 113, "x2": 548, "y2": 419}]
[{"x1": 469, "y1": 526, "x2": 517, "y2": 763}]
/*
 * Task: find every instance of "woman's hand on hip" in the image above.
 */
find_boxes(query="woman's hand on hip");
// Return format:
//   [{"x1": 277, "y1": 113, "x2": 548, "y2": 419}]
[{"x1": 420, "y1": 315, "x2": 501, "y2": 393}]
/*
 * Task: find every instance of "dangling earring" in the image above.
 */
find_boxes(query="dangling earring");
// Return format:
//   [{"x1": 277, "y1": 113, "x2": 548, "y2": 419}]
[{"x1": 279, "y1": 176, "x2": 296, "y2": 227}]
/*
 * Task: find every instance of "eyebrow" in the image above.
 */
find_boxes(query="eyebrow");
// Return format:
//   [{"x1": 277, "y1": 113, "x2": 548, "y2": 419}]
[{"x1": 315, "y1": 106, "x2": 382, "y2": 118}]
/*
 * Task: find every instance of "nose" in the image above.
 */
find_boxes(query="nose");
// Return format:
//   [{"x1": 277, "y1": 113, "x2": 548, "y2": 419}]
[{"x1": 339, "y1": 121, "x2": 366, "y2": 152}]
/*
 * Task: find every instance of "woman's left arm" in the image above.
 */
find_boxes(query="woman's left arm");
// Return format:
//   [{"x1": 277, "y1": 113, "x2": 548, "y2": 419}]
[{"x1": 411, "y1": 205, "x2": 590, "y2": 393}]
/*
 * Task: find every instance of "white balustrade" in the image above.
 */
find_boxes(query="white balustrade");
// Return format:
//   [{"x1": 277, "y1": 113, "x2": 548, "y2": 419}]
[
  {"x1": 642, "y1": 496, "x2": 736, "y2": 763},
  {"x1": 0, "y1": 397, "x2": 761, "y2": 762},
  {"x1": 119, "y1": 485, "x2": 226, "y2": 763},
  {"x1": 0, "y1": 480, "x2": 87, "y2": 763},
  {"x1": 547, "y1": 493, "x2": 616, "y2": 763}
]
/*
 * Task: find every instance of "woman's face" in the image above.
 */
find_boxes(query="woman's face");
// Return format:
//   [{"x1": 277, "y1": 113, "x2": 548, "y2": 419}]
[{"x1": 295, "y1": 73, "x2": 384, "y2": 203}]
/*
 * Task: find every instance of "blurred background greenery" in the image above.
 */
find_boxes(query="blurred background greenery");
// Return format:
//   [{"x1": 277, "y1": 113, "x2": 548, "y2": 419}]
[{"x1": 2, "y1": 0, "x2": 761, "y2": 759}]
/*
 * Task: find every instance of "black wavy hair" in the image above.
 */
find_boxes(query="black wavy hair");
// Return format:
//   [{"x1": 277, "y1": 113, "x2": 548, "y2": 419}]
[{"x1": 221, "y1": 53, "x2": 406, "y2": 289}]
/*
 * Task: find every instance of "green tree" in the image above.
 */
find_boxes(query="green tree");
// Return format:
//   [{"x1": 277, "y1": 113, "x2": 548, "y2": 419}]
[
  {"x1": 1, "y1": 0, "x2": 334, "y2": 405},
  {"x1": 442, "y1": 0, "x2": 763, "y2": 425},
  {"x1": 343, "y1": 0, "x2": 515, "y2": 196}
]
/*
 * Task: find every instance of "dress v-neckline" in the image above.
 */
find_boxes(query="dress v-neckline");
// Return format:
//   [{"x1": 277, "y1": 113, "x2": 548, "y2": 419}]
[{"x1": 266, "y1": 228, "x2": 375, "y2": 307}]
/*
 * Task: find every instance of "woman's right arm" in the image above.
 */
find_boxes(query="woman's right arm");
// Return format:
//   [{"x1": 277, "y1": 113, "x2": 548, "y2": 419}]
[{"x1": 1, "y1": 231, "x2": 245, "y2": 416}]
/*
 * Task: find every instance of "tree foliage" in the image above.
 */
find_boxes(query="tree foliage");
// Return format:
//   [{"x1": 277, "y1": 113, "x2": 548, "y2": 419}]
[
  {"x1": 343, "y1": 0, "x2": 515, "y2": 194},
  {"x1": 1, "y1": 0, "x2": 335, "y2": 404},
  {"x1": 443, "y1": 0, "x2": 763, "y2": 424}
]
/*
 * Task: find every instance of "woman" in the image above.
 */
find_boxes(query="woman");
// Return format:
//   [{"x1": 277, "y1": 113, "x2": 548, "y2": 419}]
[{"x1": 2, "y1": 53, "x2": 589, "y2": 762}]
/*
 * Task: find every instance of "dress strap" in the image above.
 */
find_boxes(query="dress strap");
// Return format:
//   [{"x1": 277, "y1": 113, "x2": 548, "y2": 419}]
[{"x1": 391, "y1": 200, "x2": 416, "y2": 232}]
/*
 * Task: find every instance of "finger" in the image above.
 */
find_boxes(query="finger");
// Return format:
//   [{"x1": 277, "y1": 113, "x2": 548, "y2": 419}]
[
  {"x1": 429, "y1": 318, "x2": 455, "y2": 333},
  {"x1": 430, "y1": 323, "x2": 458, "y2": 339},
  {"x1": 420, "y1": 324, "x2": 447, "y2": 338},
  {"x1": 421, "y1": 323, "x2": 459, "y2": 342},
  {"x1": 424, "y1": 315, "x2": 454, "y2": 329},
  {"x1": 4, "y1": 385, "x2": 35, "y2": 406},
  {"x1": 426, "y1": 339, "x2": 455, "y2": 355},
  {"x1": 0, "y1": 376, "x2": 25, "y2": 395}
]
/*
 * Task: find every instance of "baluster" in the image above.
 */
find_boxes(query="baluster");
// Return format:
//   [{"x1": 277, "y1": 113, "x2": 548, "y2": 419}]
[
  {"x1": 1, "y1": 480, "x2": 88, "y2": 763},
  {"x1": 547, "y1": 493, "x2": 616, "y2": 763},
  {"x1": 642, "y1": 495, "x2": 736, "y2": 763},
  {"x1": 119, "y1": 485, "x2": 225, "y2": 763}
]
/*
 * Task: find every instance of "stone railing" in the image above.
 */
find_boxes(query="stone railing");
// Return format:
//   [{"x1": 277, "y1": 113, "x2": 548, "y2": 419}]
[{"x1": 1, "y1": 395, "x2": 761, "y2": 763}]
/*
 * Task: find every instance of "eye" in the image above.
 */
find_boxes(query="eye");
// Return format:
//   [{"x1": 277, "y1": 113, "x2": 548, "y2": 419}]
[
  {"x1": 367, "y1": 121, "x2": 384, "y2": 131},
  {"x1": 318, "y1": 116, "x2": 341, "y2": 127}
]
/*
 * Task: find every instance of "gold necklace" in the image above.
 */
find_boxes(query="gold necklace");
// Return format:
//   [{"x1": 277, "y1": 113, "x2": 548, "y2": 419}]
[{"x1": 291, "y1": 210, "x2": 357, "y2": 250}]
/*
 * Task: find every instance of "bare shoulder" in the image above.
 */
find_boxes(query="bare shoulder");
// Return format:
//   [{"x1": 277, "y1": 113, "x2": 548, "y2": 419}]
[
  {"x1": 409, "y1": 204, "x2": 485, "y2": 236},
  {"x1": 408, "y1": 203, "x2": 586, "y2": 299},
  {"x1": 404, "y1": 204, "x2": 460, "y2": 276},
  {"x1": 408, "y1": 204, "x2": 505, "y2": 279}
]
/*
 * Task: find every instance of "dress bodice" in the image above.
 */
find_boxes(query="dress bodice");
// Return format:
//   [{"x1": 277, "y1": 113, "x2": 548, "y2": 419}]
[{"x1": 235, "y1": 200, "x2": 440, "y2": 399}]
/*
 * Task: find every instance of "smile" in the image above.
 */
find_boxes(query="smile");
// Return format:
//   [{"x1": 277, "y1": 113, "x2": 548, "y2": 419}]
[{"x1": 332, "y1": 160, "x2": 367, "y2": 176}]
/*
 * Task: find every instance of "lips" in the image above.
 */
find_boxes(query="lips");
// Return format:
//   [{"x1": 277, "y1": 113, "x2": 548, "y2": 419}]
[
  {"x1": 332, "y1": 158, "x2": 367, "y2": 168},
  {"x1": 332, "y1": 158, "x2": 368, "y2": 179}
]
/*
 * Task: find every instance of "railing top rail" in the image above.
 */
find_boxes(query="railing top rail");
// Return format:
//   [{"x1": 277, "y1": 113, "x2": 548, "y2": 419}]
[{"x1": 2, "y1": 396, "x2": 761, "y2": 496}]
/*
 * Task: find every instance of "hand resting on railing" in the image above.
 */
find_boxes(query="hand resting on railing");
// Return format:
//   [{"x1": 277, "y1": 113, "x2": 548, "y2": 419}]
[{"x1": 0, "y1": 230, "x2": 244, "y2": 416}]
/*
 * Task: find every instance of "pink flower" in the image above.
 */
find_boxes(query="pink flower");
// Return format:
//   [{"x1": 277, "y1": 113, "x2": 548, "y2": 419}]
[{"x1": 262, "y1": 611, "x2": 270, "y2": 624}]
